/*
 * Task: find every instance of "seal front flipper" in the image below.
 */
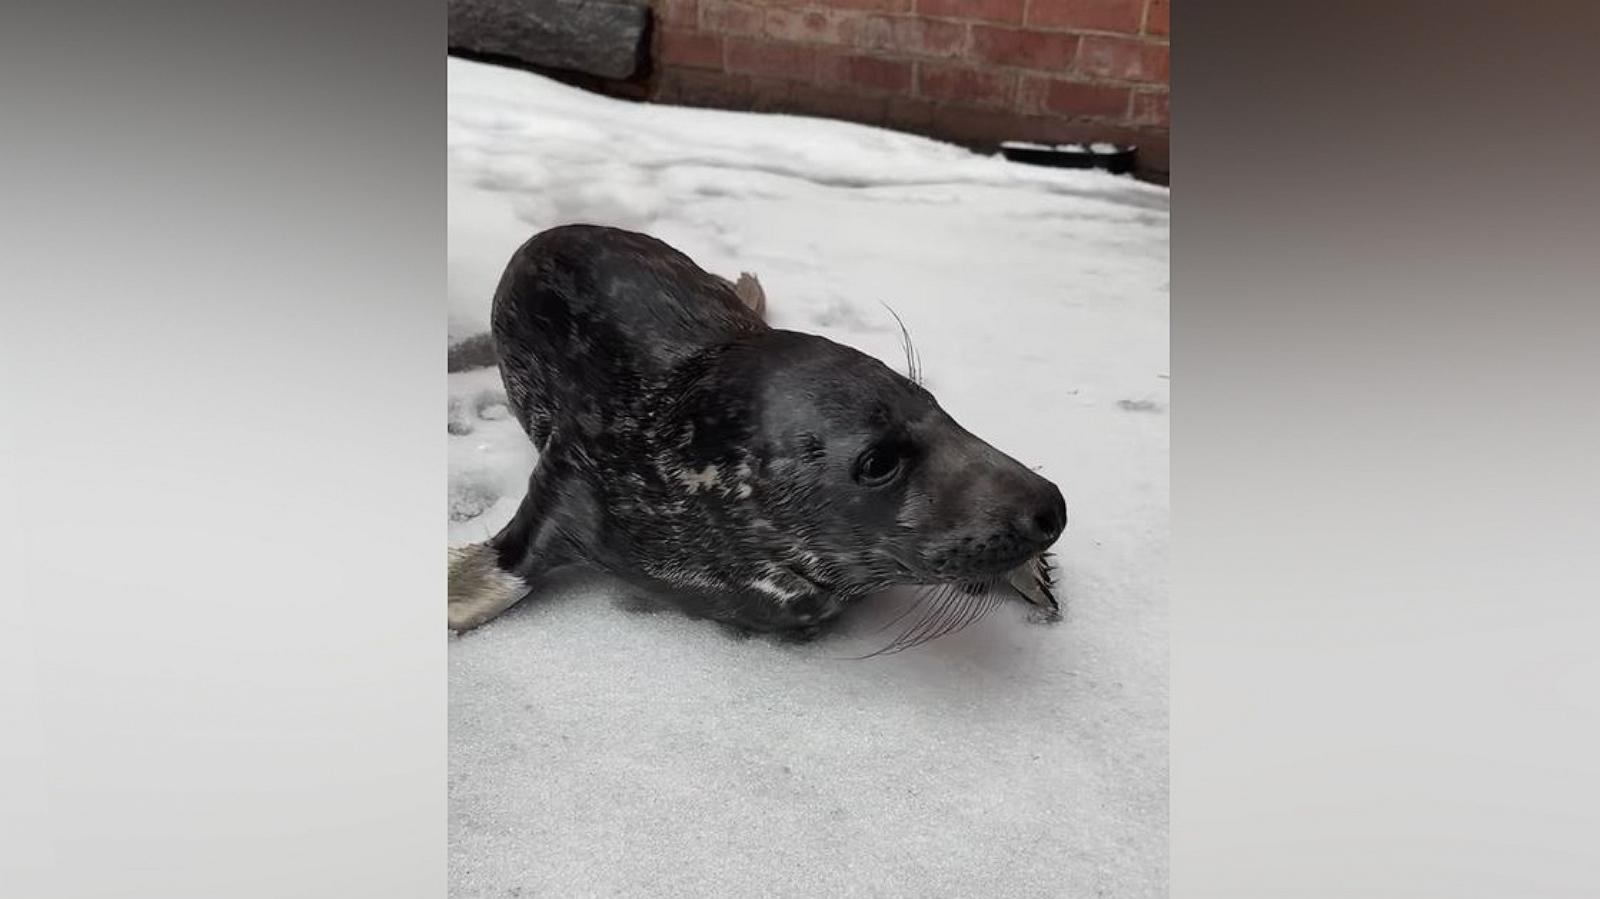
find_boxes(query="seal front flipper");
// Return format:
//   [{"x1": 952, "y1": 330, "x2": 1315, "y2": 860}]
[
  {"x1": 447, "y1": 462, "x2": 594, "y2": 633},
  {"x1": 1007, "y1": 552, "x2": 1061, "y2": 622}
]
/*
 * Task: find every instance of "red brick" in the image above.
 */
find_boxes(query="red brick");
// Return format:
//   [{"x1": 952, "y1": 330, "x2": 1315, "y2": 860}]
[
  {"x1": 747, "y1": 76, "x2": 800, "y2": 112},
  {"x1": 701, "y1": 0, "x2": 764, "y2": 35},
  {"x1": 840, "y1": 13, "x2": 893, "y2": 50},
  {"x1": 656, "y1": 0, "x2": 699, "y2": 30},
  {"x1": 1027, "y1": 0, "x2": 1143, "y2": 33},
  {"x1": 786, "y1": 83, "x2": 889, "y2": 122},
  {"x1": 1016, "y1": 73, "x2": 1048, "y2": 113},
  {"x1": 816, "y1": 50, "x2": 914, "y2": 92},
  {"x1": 1041, "y1": 78, "x2": 1130, "y2": 118},
  {"x1": 915, "y1": 0, "x2": 1024, "y2": 24},
  {"x1": 886, "y1": 95, "x2": 937, "y2": 130},
  {"x1": 908, "y1": 17, "x2": 966, "y2": 55},
  {"x1": 657, "y1": 68, "x2": 752, "y2": 107},
  {"x1": 1145, "y1": 0, "x2": 1169, "y2": 36},
  {"x1": 725, "y1": 37, "x2": 818, "y2": 79},
  {"x1": 811, "y1": 0, "x2": 910, "y2": 12},
  {"x1": 900, "y1": 17, "x2": 970, "y2": 56},
  {"x1": 1076, "y1": 35, "x2": 1168, "y2": 82},
  {"x1": 969, "y1": 25, "x2": 1077, "y2": 70},
  {"x1": 843, "y1": 15, "x2": 967, "y2": 57},
  {"x1": 917, "y1": 62, "x2": 1016, "y2": 107},
  {"x1": 659, "y1": 29, "x2": 724, "y2": 70},
  {"x1": 764, "y1": 8, "x2": 848, "y2": 44},
  {"x1": 1129, "y1": 88, "x2": 1168, "y2": 125},
  {"x1": 930, "y1": 104, "x2": 1051, "y2": 147}
]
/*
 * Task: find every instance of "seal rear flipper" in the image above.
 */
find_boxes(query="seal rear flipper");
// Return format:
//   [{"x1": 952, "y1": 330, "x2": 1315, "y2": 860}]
[
  {"x1": 728, "y1": 272, "x2": 765, "y2": 320},
  {"x1": 447, "y1": 461, "x2": 596, "y2": 633},
  {"x1": 448, "y1": 542, "x2": 533, "y2": 632}
]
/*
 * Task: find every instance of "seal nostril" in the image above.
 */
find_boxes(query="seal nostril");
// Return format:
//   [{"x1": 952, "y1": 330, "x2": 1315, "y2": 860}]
[{"x1": 1023, "y1": 490, "x2": 1067, "y2": 544}]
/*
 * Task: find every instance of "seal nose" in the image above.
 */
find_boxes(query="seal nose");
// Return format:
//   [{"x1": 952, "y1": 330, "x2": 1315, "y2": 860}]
[{"x1": 1016, "y1": 484, "x2": 1067, "y2": 547}]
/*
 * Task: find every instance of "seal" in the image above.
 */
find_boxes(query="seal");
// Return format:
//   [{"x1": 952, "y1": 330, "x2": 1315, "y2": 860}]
[{"x1": 448, "y1": 224, "x2": 1067, "y2": 645}]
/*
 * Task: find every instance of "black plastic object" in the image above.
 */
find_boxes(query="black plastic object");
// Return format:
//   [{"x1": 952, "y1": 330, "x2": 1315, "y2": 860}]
[{"x1": 1000, "y1": 141, "x2": 1137, "y2": 175}]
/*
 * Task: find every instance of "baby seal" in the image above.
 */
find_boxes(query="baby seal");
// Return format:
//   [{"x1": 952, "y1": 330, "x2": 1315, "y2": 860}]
[{"x1": 449, "y1": 224, "x2": 1066, "y2": 642}]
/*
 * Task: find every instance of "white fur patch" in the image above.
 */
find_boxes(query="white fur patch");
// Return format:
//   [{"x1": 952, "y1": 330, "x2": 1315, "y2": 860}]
[
  {"x1": 677, "y1": 465, "x2": 720, "y2": 494},
  {"x1": 749, "y1": 577, "x2": 802, "y2": 603}
]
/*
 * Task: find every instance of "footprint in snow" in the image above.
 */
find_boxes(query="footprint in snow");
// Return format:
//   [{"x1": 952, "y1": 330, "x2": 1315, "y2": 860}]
[
  {"x1": 1117, "y1": 399, "x2": 1165, "y2": 413},
  {"x1": 449, "y1": 473, "x2": 501, "y2": 523}
]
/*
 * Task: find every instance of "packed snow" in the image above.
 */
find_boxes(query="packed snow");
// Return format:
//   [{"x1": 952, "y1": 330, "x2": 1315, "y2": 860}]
[{"x1": 447, "y1": 57, "x2": 1168, "y2": 898}]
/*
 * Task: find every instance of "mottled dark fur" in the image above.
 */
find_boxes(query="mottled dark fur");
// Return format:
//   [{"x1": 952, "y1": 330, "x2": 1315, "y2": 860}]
[{"x1": 459, "y1": 224, "x2": 1066, "y2": 639}]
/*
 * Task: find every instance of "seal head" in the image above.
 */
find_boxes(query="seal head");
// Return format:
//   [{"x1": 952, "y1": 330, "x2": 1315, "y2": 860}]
[{"x1": 641, "y1": 331, "x2": 1065, "y2": 619}]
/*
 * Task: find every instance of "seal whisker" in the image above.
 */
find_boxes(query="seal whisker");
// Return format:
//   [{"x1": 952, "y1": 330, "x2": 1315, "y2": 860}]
[
  {"x1": 911, "y1": 583, "x2": 966, "y2": 639},
  {"x1": 872, "y1": 583, "x2": 965, "y2": 657},
  {"x1": 851, "y1": 583, "x2": 953, "y2": 659},
  {"x1": 949, "y1": 590, "x2": 1000, "y2": 639},
  {"x1": 931, "y1": 578, "x2": 995, "y2": 638},
  {"x1": 909, "y1": 591, "x2": 976, "y2": 651},
  {"x1": 871, "y1": 585, "x2": 933, "y2": 635},
  {"x1": 878, "y1": 301, "x2": 923, "y2": 385},
  {"x1": 969, "y1": 591, "x2": 1002, "y2": 628},
  {"x1": 885, "y1": 580, "x2": 1004, "y2": 655},
  {"x1": 927, "y1": 586, "x2": 983, "y2": 645},
  {"x1": 866, "y1": 600, "x2": 939, "y2": 657},
  {"x1": 896, "y1": 602, "x2": 959, "y2": 654}
]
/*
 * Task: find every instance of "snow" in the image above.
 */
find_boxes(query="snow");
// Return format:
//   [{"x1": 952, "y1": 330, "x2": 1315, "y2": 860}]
[{"x1": 447, "y1": 57, "x2": 1168, "y2": 898}]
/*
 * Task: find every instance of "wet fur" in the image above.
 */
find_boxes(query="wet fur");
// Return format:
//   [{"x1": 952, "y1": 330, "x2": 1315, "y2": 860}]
[{"x1": 449, "y1": 225, "x2": 1065, "y2": 644}]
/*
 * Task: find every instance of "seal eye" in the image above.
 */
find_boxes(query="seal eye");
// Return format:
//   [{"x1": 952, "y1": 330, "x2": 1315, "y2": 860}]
[{"x1": 854, "y1": 444, "x2": 904, "y2": 486}]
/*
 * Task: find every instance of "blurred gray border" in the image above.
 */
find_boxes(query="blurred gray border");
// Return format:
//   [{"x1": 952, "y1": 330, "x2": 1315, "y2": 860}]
[{"x1": 4, "y1": 2, "x2": 1599, "y2": 897}]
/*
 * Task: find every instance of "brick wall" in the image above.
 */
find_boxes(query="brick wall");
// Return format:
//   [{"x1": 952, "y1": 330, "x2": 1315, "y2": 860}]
[{"x1": 650, "y1": 0, "x2": 1169, "y2": 178}]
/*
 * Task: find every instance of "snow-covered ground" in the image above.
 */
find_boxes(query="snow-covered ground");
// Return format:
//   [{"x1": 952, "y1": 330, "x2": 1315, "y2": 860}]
[{"x1": 447, "y1": 57, "x2": 1168, "y2": 898}]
